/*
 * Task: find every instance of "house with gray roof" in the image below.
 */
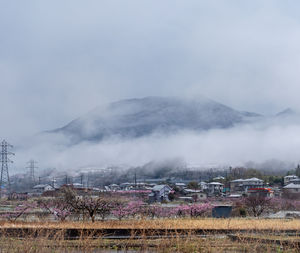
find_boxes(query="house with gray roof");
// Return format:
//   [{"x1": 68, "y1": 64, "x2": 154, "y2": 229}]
[
  {"x1": 149, "y1": 185, "x2": 173, "y2": 202},
  {"x1": 283, "y1": 183, "x2": 300, "y2": 199},
  {"x1": 230, "y1": 178, "x2": 264, "y2": 193}
]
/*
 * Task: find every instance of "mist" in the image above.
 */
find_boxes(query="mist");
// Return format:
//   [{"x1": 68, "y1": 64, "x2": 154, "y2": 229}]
[
  {"x1": 11, "y1": 115, "x2": 300, "y2": 174},
  {"x1": 2, "y1": 1, "x2": 300, "y2": 174}
]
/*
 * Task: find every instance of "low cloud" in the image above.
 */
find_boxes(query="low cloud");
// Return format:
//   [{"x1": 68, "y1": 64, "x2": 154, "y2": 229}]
[{"x1": 12, "y1": 117, "x2": 300, "y2": 174}]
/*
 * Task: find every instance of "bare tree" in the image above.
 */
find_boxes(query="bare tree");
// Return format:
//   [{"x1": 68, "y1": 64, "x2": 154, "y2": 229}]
[
  {"x1": 243, "y1": 196, "x2": 272, "y2": 217},
  {"x1": 62, "y1": 188, "x2": 116, "y2": 222}
]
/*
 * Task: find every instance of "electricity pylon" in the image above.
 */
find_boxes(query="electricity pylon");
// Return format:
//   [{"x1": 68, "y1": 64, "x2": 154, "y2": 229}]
[
  {"x1": 27, "y1": 159, "x2": 38, "y2": 185},
  {"x1": 0, "y1": 140, "x2": 14, "y2": 197}
]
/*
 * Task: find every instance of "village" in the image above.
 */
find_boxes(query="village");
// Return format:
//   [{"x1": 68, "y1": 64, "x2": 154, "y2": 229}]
[
  {"x1": 25, "y1": 173, "x2": 300, "y2": 201},
  {"x1": 1, "y1": 170, "x2": 296, "y2": 220}
]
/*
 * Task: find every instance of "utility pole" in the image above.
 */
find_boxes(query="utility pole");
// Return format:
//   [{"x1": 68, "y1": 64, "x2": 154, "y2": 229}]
[
  {"x1": 134, "y1": 170, "x2": 137, "y2": 190},
  {"x1": 27, "y1": 159, "x2": 38, "y2": 185},
  {"x1": 80, "y1": 174, "x2": 83, "y2": 186},
  {"x1": 87, "y1": 174, "x2": 89, "y2": 188},
  {"x1": 0, "y1": 140, "x2": 14, "y2": 198},
  {"x1": 52, "y1": 178, "x2": 56, "y2": 188}
]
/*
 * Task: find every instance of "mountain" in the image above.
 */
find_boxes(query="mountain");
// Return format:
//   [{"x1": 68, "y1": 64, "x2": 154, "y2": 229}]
[
  {"x1": 276, "y1": 108, "x2": 296, "y2": 117},
  {"x1": 50, "y1": 96, "x2": 262, "y2": 144}
]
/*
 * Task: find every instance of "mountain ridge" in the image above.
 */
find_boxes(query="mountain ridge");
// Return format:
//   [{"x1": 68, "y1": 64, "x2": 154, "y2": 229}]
[{"x1": 49, "y1": 96, "x2": 263, "y2": 144}]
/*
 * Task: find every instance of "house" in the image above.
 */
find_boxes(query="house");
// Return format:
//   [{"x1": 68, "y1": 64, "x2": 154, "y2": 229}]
[
  {"x1": 248, "y1": 188, "x2": 274, "y2": 198},
  {"x1": 120, "y1": 182, "x2": 131, "y2": 190},
  {"x1": 240, "y1": 178, "x2": 264, "y2": 192},
  {"x1": 149, "y1": 185, "x2": 173, "y2": 202},
  {"x1": 290, "y1": 178, "x2": 300, "y2": 184},
  {"x1": 108, "y1": 184, "x2": 120, "y2": 191},
  {"x1": 175, "y1": 183, "x2": 186, "y2": 190},
  {"x1": 183, "y1": 188, "x2": 207, "y2": 200},
  {"x1": 228, "y1": 194, "x2": 242, "y2": 199},
  {"x1": 120, "y1": 182, "x2": 155, "y2": 191},
  {"x1": 32, "y1": 184, "x2": 54, "y2": 195},
  {"x1": 230, "y1": 178, "x2": 264, "y2": 192},
  {"x1": 272, "y1": 187, "x2": 282, "y2": 198},
  {"x1": 207, "y1": 182, "x2": 224, "y2": 196},
  {"x1": 230, "y1": 179, "x2": 245, "y2": 192},
  {"x1": 283, "y1": 183, "x2": 300, "y2": 199},
  {"x1": 284, "y1": 175, "x2": 299, "y2": 185},
  {"x1": 72, "y1": 183, "x2": 84, "y2": 189},
  {"x1": 198, "y1": 181, "x2": 208, "y2": 191},
  {"x1": 213, "y1": 176, "x2": 225, "y2": 181}
]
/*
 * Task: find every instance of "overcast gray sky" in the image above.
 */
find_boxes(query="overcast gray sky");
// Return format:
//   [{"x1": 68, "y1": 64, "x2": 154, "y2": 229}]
[{"x1": 1, "y1": 0, "x2": 300, "y2": 142}]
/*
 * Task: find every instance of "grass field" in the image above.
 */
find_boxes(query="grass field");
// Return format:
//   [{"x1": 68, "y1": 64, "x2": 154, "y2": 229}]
[
  {"x1": 1, "y1": 219, "x2": 300, "y2": 252},
  {"x1": 1, "y1": 218, "x2": 300, "y2": 230}
]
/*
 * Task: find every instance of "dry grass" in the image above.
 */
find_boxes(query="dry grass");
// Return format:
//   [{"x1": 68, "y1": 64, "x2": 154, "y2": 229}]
[
  {"x1": 0, "y1": 219, "x2": 300, "y2": 252},
  {"x1": 0, "y1": 235, "x2": 295, "y2": 253},
  {"x1": 1, "y1": 218, "x2": 300, "y2": 230}
]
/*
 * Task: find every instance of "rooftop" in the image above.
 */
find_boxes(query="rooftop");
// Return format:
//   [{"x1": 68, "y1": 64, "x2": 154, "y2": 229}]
[
  {"x1": 208, "y1": 182, "x2": 223, "y2": 185},
  {"x1": 284, "y1": 175, "x2": 298, "y2": 178},
  {"x1": 152, "y1": 185, "x2": 171, "y2": 191},
  {"x1": 283, "y1": 183, "x2": 300, "y2": 189},
  {"x1": 33, "y1": 184, "x2": 51, "y2": 189},
  {"x1": 231, "y1": 177, "x2": 263, "y2": 183}
]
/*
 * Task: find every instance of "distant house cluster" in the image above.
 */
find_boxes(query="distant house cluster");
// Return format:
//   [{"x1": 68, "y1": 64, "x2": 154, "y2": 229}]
[{"x1": 12, "y1": 170, "x2": 300, "y2": 203}]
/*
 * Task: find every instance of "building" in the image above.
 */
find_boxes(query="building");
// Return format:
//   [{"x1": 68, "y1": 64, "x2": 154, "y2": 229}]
[
  {"x1": 148, "y1": 185, "x2": 173, "y2": 202},
  {"x1": 212, "y1": 205, "x2": 232, "y2": 218},
  {"x1": 198, "y1": 181, "x2": 208, "y2": 191},
  {"x1": 284, "y1": 175, "x2": 299, "y2": 185},
  {"x1": 32, "y1": 184, "x2": 54, "y2": 195},
  {"x1": 213, "y1": 176, "x2": 225, "y2": 181},
  {"x1": 175, "y1": 183, "x2": 186, "y2": 190},
  {"x1": 228, "y1": 194, "x2": 242, "y2": 199},
  {"x1": 290, "y1": 178, "x2": 300, "y2": 184},
  {"x1": 283, "y1": 183, "x2": 300, "y2": 199},
  {"x1": 207, "y1": 182, "x2": 224, "y2": 196},
  {"x1": 182, "y1": 188, "x2": 207, "y2": 200},
  {"x1": 230, "y1": 178, "x2": 264, "y2": 192},
  {"x1": 230, "y1": 179, "x2": 245, "y2": 192},
  {"x1": 120, "y1": 182, "x2": 155, "y2": 191},
  {"x1": 108, "y1": 184, "x2": 120, "y2": 191},
  {"x1": 248, "y1": 188, "x2": 274, "y2": 198}
]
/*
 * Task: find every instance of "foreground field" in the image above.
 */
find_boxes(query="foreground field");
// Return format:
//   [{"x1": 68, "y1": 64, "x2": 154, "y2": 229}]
[
  {"x1": 1, "y1": 236, "x2": 297, "y2": 253},
  {"x1": 1, "y1": 218, "x2": 300, "y2": 230},
  {"x1": 1, "y1": 219, "x2": 300, "y2": 252}
]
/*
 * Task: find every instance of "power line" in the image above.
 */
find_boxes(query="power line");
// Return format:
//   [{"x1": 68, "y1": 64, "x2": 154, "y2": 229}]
[{"x1": 0, "y1": 140, "x2": 14, "y2": 198}]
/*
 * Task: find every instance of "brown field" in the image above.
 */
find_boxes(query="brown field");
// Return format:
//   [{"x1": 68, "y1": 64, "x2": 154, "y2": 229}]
[
  {"x1": 1, "y1": 219, "x2": 300, "y2": 252},
  {"x1": 1, "y1": 218, "x2": 300, "y2": 230}
]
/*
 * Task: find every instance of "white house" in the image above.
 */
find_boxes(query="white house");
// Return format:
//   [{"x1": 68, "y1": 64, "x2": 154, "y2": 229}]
[
  {"x1": 32, "y1": 184, "x2": 54, "y2": 195},
  {"x1": 207, "y1": 182, "x2": 224, "y2": 196},
  {"x1": 108, "y1": 184, "x2": 120, "y2": 191},
  {"x1": 284, "y1": 175, "x2": 299, "y2": 185},
  {"x1": 213, "y1": 176, "x2": 225, "y2": 181},
  {"x1": 198, "y1": 181, "x2": 208, "y2": 191}
]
